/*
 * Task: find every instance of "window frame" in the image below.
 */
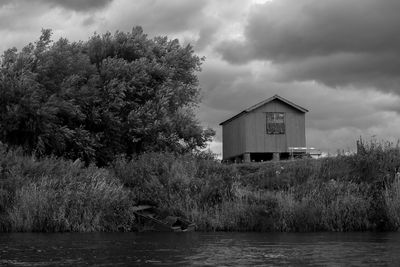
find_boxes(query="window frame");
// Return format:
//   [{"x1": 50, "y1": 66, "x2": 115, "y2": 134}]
[{"x1": 266, "y1": 112, "x2": 285, "y2": 135}]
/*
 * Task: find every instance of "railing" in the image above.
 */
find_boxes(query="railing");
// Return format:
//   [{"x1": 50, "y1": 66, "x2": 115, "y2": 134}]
[{"x1": 288, "y1": 147, "x2": 322, "y2": 158}]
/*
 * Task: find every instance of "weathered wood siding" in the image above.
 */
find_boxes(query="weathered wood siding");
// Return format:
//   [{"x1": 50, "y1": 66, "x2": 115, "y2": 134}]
[
  {"x1": 245, "y1": 99, "x2": 305, "y2": 153},
  {"x1": 221, "y1": 98, "x2": 306, "y2": 159},
  {"x1": 222, "y1": 115, "x2": 246, "y2": 160}
]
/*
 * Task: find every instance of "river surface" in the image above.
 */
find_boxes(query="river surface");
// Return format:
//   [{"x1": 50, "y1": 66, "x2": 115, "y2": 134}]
[{"x1": 1, "y1": 232, "x2": 400, "y2": 266}]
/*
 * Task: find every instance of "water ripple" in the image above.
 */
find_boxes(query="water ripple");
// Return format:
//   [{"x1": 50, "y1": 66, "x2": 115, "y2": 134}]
[{"x1": 0, "y1": 232, "x2": 399, "y2": 266}]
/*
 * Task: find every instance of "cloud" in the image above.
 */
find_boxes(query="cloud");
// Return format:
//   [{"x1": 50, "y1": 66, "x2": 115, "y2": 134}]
[
  {"x1": 41, "y1": 0, "x2": 113, "y2": 12},
  {"x1": 0, "y1": 0, "x2": 113, "y2": 15},
  {"x1": 0, "y1": 0, "x2": 109, "y2": 52},
  {"x1": 99, "y1": 0, "x2": 209, "y2": 36},
  {"x1": 274, "y1": 52, "x2": 400, "y2": 89},
  {"x1": 246, "y1": 0, "x2": 400, "y2": 60},
  {"x1": 0, "y1": 0, "x2": 251, "y2": 54},
  {"x1": 217, "y1": 0, "x2": 400, "y2": 90}
]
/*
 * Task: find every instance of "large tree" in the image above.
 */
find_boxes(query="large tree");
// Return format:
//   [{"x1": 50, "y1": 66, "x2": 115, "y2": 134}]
[{"x1": 0, "y1": 27, "x2": 214, "y2": 165}]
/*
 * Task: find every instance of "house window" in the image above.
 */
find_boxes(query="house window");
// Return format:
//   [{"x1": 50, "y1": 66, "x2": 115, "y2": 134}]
[{"x1": 266, "y1": 112, "x2": 285, "y2": 134}]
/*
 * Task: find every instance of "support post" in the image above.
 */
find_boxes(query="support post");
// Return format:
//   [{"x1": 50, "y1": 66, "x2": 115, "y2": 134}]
[{"x1": 243, "y1": 153, "x2": 251, "y2": 163}]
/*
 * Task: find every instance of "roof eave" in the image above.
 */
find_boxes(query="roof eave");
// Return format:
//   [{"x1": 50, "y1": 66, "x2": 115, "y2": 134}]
[
  {"x1": 219, "y1": 95, "x2": 308, "y2": 126},
  {"x1": 273, "y1": 95, "x2": 309, "y2": 113},
  {"x1": 219, "y1": 111, "x2": 247, "y2": 125}
]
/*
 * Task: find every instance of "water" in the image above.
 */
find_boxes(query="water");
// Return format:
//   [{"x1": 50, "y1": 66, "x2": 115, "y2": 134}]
[{"x1": 1, "y1": 232, "x2": 400, "y2": 266}]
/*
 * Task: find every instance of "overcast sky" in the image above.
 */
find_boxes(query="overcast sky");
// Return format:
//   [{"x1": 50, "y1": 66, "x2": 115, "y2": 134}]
[{"x1": 2, "y1": 0, "x2": 400, "y2": 156}]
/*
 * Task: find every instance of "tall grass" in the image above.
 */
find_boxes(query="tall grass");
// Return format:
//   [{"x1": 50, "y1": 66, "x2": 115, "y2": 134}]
[
  {"x1": 187, "y1": 180, "x2": 371, "y2": 232},
  {"x1": 0, "y1": 146, "x2": 135, "y2": 232},
  {"x1": 1, "y1": 138, "x2": 400, "y2": 232},
  {"x1": 384, "y1": 175, "x2": 400, "y2": 229},
  {"x1": 8, "y1": 171, "x2": 135, "y2": 232}
]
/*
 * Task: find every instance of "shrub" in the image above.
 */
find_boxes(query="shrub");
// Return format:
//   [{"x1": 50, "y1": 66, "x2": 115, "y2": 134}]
[
  {"x1": 2, "y1": 138, "x2": 400, "y2": 233},
  {"x1": 8, "y1": 170, "x2": 135, "y2": 232},
  {"x1": 384, "y1": 176, "x2": 400, "y2": 229}
]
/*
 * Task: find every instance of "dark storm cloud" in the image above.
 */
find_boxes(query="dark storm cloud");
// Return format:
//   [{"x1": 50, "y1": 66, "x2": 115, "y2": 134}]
[
  {"x1": 217, "y1": 0, "x2": 400, "y2": 89},
  {"x1": 246, "y1": 0, "x2": 400, "y2": 60},
  {"x1": 0, "y1": 0, "x2": 112, "y2": 32},
  {"x1": 275, "y1": 52, "x2": 400, "y2": 88},
  {"x1": 199, "y1": 60, "x2": 265, "y2": 112},
  {"x1": 141, "y1": 0, "x2": 207, "y2": 33},
  {"x1": 105, "y1": 0, "x2": 209, "y2": 36},
  {"x1": 41, "y1": 0, "x2": 113, "y2": 11},
  {"x1": 194, "y1": 21, "x2": 219, "y2": 51},
  {"x1": 0, "y1": 1, "x2": 12, "y2": 7},
  {"x1": 0, "y1": 0, "x2": 113, "y2": 13}
]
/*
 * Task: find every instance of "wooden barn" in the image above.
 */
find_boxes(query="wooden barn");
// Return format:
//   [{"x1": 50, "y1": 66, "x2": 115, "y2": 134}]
[{"x1": 219, "y1": 95, "x2": 308, "y2": 162}]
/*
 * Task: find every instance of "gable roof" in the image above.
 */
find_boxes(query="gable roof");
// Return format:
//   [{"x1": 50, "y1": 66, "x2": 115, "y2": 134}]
[{"x1": 219, "y1": 94, "x2": 308, "y2": 125}]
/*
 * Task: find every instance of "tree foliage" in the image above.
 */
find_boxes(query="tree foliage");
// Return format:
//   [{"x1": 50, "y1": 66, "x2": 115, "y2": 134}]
[{"x1": 0, "y1": 27, "x2": 214, "y2": 165}]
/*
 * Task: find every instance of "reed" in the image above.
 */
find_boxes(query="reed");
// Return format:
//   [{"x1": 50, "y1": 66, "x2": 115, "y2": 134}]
[
  {"x1": 1, "y1": 138, "x2": 400, "y2": 232},
  {"x1": 384, "y1": 175, "x2": 400, "y2": 229},
  {"x1": 188, "y1": 180, "x2": 371, "y2": 232},
  {"x1": 7, "y1": 171, "x2": 135, "y2": 232},
  {"x1": 0, "y1": 146, "x2": 135, "y2": 232}
]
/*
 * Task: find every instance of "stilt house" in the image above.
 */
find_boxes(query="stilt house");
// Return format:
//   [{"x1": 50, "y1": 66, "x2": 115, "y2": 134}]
[{"x1": 219, "y1": 95, "x2": 308, "y2": 162}]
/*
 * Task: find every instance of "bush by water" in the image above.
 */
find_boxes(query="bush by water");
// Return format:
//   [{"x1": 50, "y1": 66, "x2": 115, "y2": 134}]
[{"x1": 1, "y1": 140, "x2": 400, "y2": 232}]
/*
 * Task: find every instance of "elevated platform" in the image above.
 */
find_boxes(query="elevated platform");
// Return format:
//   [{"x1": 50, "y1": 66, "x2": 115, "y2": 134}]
[{"x1": 223, "y1": 147, "x2": 322, "y2": 163}]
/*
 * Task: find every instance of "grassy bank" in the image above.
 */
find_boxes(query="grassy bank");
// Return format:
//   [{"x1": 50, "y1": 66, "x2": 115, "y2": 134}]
[
  {"x1": 1, "y1": 140, "x2": 400, "y2": 232},
  {"x1": 0, "y1": 145, "x2": 135, "y2": 232}
]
